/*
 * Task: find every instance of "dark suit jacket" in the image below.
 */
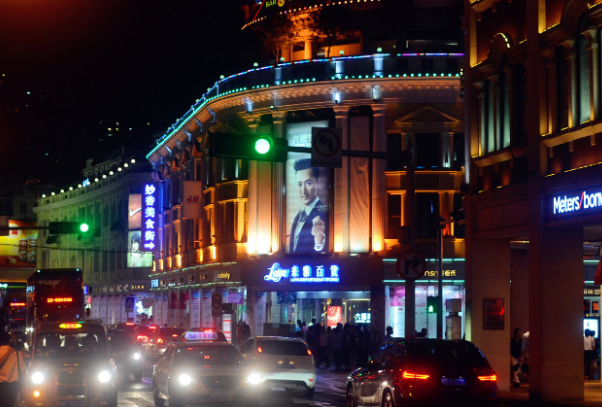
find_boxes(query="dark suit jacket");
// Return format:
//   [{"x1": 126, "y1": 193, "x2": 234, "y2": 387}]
[{"x1": 289, "y1": 200, "x2": 330, "y2": 253}]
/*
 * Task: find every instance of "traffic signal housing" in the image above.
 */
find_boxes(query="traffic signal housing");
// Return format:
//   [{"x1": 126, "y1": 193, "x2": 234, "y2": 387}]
[
  {"x1": 208, "y1": 133, "x2": 288, "y2": 162},
  {"x1": 427, "y1": 296, "x2": 438, "y2": 314},
  {"x1": 49, "y1": 222, "x2": 90, "y2": 235}
]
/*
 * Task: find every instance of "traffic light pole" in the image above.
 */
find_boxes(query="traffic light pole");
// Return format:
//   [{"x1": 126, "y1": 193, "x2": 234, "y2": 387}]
[
  {"x1": 0, "y1": 226, "x2": 50, "y2": 231},
  {"x1": 437, "y1": 218, "x2": 454, "y2": 339}
]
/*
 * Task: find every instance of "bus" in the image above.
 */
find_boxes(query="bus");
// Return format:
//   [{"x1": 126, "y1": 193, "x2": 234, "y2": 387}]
[{"x1": 26, "y1": 268, "x2": 85, "y2": 346}]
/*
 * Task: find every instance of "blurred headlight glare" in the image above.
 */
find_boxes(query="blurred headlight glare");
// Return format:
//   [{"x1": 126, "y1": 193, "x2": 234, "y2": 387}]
[
  {"x1": 179, "y1": 374, "x2": 192, "y2": 386},
  {"x1": 98, "y1": 370, "x2": 111, "y2": 383},
  {"x1": 247, "y1": 373, "x2": 262, "y2": 385},
  {"x1": 133, "y1": 352, "x2": 141, "y2": 360},
  {"x1": 31, "y1": 372, "x2": 45, "y2": 384}
]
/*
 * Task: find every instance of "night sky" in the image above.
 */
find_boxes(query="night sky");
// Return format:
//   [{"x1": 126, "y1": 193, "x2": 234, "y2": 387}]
[{"x1": 0, "y1": 0, "x2": 262, "y2": 190}]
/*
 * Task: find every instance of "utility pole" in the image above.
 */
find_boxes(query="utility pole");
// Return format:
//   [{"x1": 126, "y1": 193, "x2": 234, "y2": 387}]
[{"x1": 404, "y1": 142, "x2": 417, "y2": 338}]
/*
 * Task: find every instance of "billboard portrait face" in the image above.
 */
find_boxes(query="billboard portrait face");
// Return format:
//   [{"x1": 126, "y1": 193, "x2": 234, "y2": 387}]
[
  {"x1": 127, "y1": 231, "x2": 152, "y2": 268},
  {"x1": 285, "y1": 121, "x2": 331, "y2": 254}
]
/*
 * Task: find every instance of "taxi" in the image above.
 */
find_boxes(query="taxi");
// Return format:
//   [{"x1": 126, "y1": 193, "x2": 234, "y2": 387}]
[
  {"x1": 24, "y1": 322, "x2": 118, "y2": 407},
  {"x1": 152, "y1": 341, "x2": 259, "y2": 407},
  {"x1": 181, "y1": 328, "x2": 228, "y2": 343}
]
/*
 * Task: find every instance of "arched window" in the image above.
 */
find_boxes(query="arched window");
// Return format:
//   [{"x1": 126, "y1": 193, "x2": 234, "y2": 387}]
[{"x1": 577, "y1": 15, "x2": 591, "y2": 124}]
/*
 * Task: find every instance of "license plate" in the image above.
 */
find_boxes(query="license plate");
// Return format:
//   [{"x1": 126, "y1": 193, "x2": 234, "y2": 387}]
[
  {"x1": 210, "y1": 391, "x2": 232, "y2": 399},
  {"x1": 441, "y1": 378, "x2": 466, "y2": 386},
  {"x1": 58, "y1": 400, "x2": 85, "y2": 407}
]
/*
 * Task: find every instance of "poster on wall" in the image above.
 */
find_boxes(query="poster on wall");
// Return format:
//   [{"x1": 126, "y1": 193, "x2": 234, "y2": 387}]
[
  {"x1": 202, "y1": 290, "x2": 214, "y2": 328},
  {"x1": 286, "y1": 121, "x2": 331, "y2": 254},
  {"x1": 327, "y1": 306, "x2": 342, "y2": 328},
  {"x1": 162, "y1": 293, "x2": 168, "y2": 325},
  {"x1": 127, "y1": 231, "x2": 153, "y2": 267},
  {"x1": 190, "y1": 290, "x2": 201, "y2": 328},
  {"x1": 483, "y1": 298, "x2": 505, "y2": 330},
  {"x1": 128, "y1": 194, "x2": 142, "y2": 230},
  {"x1": 0, "y1": 221, "x2": 37, "y2": 268},
  {"x1": 254, "y1": 292, "x2": 266, "y2": 336},
  {"x1": 154, "y1": 293, "x2": 162, "y2": 326}
]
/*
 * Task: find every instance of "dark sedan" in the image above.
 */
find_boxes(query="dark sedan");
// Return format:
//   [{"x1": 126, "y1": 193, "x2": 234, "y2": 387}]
[
  {"x1": 108, "y1": 329, "x2": 144, "y2": 381},
  {"x1": 346, "y1": 339, "x2": 498, "y2": 407}
]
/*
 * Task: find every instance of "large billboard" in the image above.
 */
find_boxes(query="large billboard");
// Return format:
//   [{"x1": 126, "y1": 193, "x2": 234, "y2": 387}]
[
  {"x1": 127, "y1": 231, "x2": 153, "y2": 268},
  {"x1": 285, "y1": 121, "x2": 331, "y2": 254},
  {"x1": 128, "y1": 194, "x2": 142, "y2": 230},
  {"x1": 0, "y1": 220, "x2": 37, "y2": 268}
]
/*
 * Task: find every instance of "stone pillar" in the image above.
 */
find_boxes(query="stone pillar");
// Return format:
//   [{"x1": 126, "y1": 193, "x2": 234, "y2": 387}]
[
  {"x1": 440, "y1": 132, "x2": 454, "y2": 169},
  {"x1": 372, "y1": 104, "x2": 387, "y2": 252},
  {"x1": 543, "y1": 51, "x2": 558, "y2": 135},
  {"x1": 405, "y1": 132, "x2": 417, "y2": 167},
  {"x1": 370, "y1": 285, "x2": 388, "y2": 340},
  {"x1": 528, "y1": 228, "x2": 583, "y2": 402},
  {"x1": 564, "y1": 45, "x2": 577, "y2": 128},
  {"x1": 304, "y1": 36, "x2": 315, "y2": 60},
  {"x1": 334, "y1": 106, "x2": 351, "y2": 252},
  {"x1": 247, "y1": 116, "x2": 272, "y2": 254},
  {"x1": 272, "y1": 112, "x2": 286, "y2": 253},
  {"x1": 465, "y1": 237, "x2": 511, "y2": 391},
  {"x1": 586, "y1": 33, "x2": 599, "y2": 121},
  {"x1": 247, "y1": 290, "x2": 267, "y2": 337}
]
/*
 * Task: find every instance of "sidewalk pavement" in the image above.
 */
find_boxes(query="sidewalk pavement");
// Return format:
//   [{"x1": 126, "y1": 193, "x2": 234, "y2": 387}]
[{"x1": 498, "y1": 382, "x2": 602, "y2": 407}]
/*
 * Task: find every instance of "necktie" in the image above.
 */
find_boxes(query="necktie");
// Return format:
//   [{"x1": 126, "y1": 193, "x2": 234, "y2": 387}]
[{"x1": 298, "y1": 210, "x2": 307, "y2": 224}]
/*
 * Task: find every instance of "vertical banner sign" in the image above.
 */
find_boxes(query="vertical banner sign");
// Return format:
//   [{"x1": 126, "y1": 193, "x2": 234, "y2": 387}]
[
  {"x1": 182, "y1": 181, "x2": 203, "y2": 219},
  {"x1": 141, "y1": 183, "x2": 159, "y2": 251},
  {"x1": 190, "y1": 289, "x2": 201, "y2": 328},
  {"x1": 100, "y1": 296, "x2": 107, "y2": 323},
  {"x1": 483, "y1": 299, "x2": 505, "y2": 330},
  {"x1": 202, "y1": 290, "x2": 214, "y2": 328},
  {"x1": 162, "y1": 293, "x2": 169, "y2": 326},
  {"x1": 179, "y1": 291, "x2": 189, "y2": 327},
  {"x1": 223, "y1": 313, "x2": 232, "y2": 343},
  {"x1": 92, "y1": 296, "x2": 100, "y2": 319},
  {"x1": 113, "y1": 295, "x2": 121, "y2": 324},
  {"x1": 254, "y1": 292, "x2": 266, "y2": 336},
  {"x1": 121, "y1": 296, "x2": 127, "y2": 323},
  {"x1": 128, "y1": 194, "x2": 142, "y2": 230},
  {"x1": 154, "y1": 293, "x2": 163, "y2": 326},
  {"x1": 107, "y1": 295, "x2": 114, "y2": 325}
]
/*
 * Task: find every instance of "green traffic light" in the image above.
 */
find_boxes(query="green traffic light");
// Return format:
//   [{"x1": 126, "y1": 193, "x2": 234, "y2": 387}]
[
  {"x1": 255, "y1": 138, "x2": 271, "y2": 154},
  {"x1": 80, "y1": 223, "x2": 89, "y2": 233}
]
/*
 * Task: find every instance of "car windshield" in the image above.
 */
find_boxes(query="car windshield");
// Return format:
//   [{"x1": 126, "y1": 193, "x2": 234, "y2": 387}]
[
  {"x1": 174, "y1": 345, "x2": 243, "y2": 367},
  {"x1": 409, "y1": 341, "x2": 488, "y2": 367},
  {"x1": 108, "y1": 330, "x2": 135, "y2": 351},
  {"x1": 258, "y1": 340, "x2": 308, "y2": 356},
  {"x1": 158, "y1": 328, "x2": 184, "y2": 338},
  {"x1": 34, "y1": 331, "x2": 107, "y2": 359}
]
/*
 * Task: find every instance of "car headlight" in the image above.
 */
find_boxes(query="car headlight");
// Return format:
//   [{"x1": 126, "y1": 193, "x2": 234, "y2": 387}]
[
  {"x1": 98, "y1": 370, "x2": 111, "y2": 383},
  {"x1": 133, "y1": 352, "x2": 141, "y2": 360},
  {"x1": 178, "y1": 374, "x2": 192, "y2": 386},
  {"x1": 247, "y1": 373, "x2": 263, "y2": 385},
  {"x1": 31, "y1": 372, "x2": 45, "y2": 384}
]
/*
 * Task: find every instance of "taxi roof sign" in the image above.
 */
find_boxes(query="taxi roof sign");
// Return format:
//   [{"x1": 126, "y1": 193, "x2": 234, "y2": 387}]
[
  {"x1": 59, "y1": 323, "x2": 83, "y2": 329},
  {"x1": 184, "y1": 331, "x2": 218, "y2": 341}
]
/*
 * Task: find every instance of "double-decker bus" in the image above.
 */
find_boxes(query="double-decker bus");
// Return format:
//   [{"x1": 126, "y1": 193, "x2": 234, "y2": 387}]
[{"x1": 26, "y1": 268, "x2": 85, "y2": 346}]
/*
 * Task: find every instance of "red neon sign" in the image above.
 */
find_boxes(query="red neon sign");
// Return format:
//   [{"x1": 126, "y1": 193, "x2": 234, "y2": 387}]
[
  {"x1": 47, "y1": 297, "x2": 73, "y2": 303},
  {"x1": 10, "y1": 302, "x2": 26, "y2": 307}
]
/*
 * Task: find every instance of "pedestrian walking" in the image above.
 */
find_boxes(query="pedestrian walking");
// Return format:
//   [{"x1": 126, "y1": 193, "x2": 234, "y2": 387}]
[
  {"x1": 584, "y1": 329, "x2": 596, "y2": 379},
  {"x1": 510, "y1": 328, "x2": 523, "y2": 387},
  {"x1": 0, "y1": 331, "x2": 25, "y2": 407}
]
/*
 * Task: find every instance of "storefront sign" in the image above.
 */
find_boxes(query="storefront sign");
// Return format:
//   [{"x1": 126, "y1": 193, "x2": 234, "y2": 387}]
[
  {"x1": 423, "y1": 270, "x2": 457, "y2": 277},
  {"x1": 217, "y1": 272, "x2": 230, "y2": 280},
  {"x1": 552, "y1": 189, "x2": 602, "y2": 216},
  {"x1": 585, "y1": 287, "x2": 601, "y2": 296},
  {"x1": 483, "y1": 298, "x2": 505, "y2": 330},
  {"x1": 264, "y1": 262, "x2": 340, "y2": 283},
  {"x1": 151, "y1": 279, "x2": 159, "y2": 288},
  {"x1": 199, "y1": 274, "x2": 207, "y2": 280},
  {"x1": 141, "y1": 183, "x2": 159, "y2": 251}
]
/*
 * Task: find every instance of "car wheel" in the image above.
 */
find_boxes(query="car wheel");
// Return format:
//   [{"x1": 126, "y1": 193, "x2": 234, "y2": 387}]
[
  {"x1": 382, "y1": 390, "x2": 395, "y2": 407},
  {"x1": 153, "y1": 383, "x2": 165, "y2": 407},
  {"x1": 305, "y1": 385, "x2": 315, "y2": 397},
  {"x1": 347, "y1": 385, "x2": 357, "y2": 407},
  {"x1": 134, "y1": 370, "x2": 143, "y2": 381}
]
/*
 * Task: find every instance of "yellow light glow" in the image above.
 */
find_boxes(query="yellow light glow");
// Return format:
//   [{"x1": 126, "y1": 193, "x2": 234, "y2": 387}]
[
  {"x1": 197, "y1": 249, "x2": 203, "y2": 263},
  {"x1": 167, "y1": 257, "x2": 172, "y2": 269},
  {"x1": 158, "y1": 259, "x2": 164, "y2": 271},
  {"x1": 211, "y1": 246, "x2": 216, "y2": 260},
  {"x1": 176, "y1": 255, "x2": 182, "y2": 268},
  {"x1": 59, "y1": 323, "x2": 82, "y2": 329},
  {"x1": 33, "y1": 391, "x2": 40, "y2": 398},
  {"x1": 373, "y1": 240, "x2": 383, "y2": 252},
  {"x1": 334, "y1": 240, "x2": 344, "y2": 253},
  {"x1": 152, "y1": 261, "x2": 156, "y2": 272}
]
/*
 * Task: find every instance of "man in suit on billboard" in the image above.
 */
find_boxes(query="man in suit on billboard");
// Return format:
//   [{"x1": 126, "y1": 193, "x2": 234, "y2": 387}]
[{"x1": 290, "y1": 158, "x2": 329, "y2": 253}]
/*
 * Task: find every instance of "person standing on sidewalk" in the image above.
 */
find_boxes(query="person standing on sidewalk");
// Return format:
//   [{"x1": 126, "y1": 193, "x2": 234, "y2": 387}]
[
  {"x1": 510, "y1": 328, "x2": 523, "y2": 387},
  {"x1": 584, "y1": 329, "x2": 596, "y2": 379},
  {"x1": 0, "y1": 331, "x2": 24, "y2": 407}
]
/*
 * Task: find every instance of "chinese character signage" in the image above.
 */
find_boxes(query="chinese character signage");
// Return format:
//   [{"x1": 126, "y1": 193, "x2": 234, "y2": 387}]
[
  {"x1": 264, "y1": 262, "x2": 340, "y2": 283},
  {"x1": 141, "y1": 183, "x2": 158, "y2": 251},
  {"x1": 483, "y1": 298, "x2": 505, "y2": 330}
]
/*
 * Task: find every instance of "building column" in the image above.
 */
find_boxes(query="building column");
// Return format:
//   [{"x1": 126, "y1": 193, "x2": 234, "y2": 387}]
[
  {"x1": 543, "y1": 50, "x2": 558, "y2": 135},
  {"x1": 372, "y1": 104, "x2": 387, "y2": 252},
  {"x1": 247, "y1": 290, "x2": 267, "y2": 337},
  {"x1": 370, "y1": 285, "x2": 389, "y2": 340},
  {"x1": 247, "y1": 116, "x2": 272, "y2": 254},
  {"x1": 404, "y1": 132, "x2": 416, "y2": 167},
  {"x1": 272, "y1": 112, "x2": 286, "y2": 253},
  {"x1": 586, "y1": 33, "x2": 599, "y2": 122},
  {"x1": 528, "y1": 227, "x2": 583, "y2": 402},
  {"x1": 440, "y1": 132, "x2": 454, "y2": 169},
  {"x1": 303, "y1": 36, "x2": 315, "y2": 60},
  {"x1": 563, "y1": 43, "x2": 577, "y2": 128},
  {"x1": 465, "y1": 237, "x2": 511, "y2": 391},
  {"x1": 334, "y1": 106, "x2": 351, "y2": 253}
]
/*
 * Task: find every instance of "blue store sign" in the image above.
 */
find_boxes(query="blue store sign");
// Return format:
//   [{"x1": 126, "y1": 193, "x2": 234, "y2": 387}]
[{"x1": 264, "y1": 262, "x2": 340, "y2": 283}]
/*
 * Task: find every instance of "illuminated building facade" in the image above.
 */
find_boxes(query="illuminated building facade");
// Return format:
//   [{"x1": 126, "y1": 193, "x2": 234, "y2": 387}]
[
  {"x1": 464, "y1": 0, "x2": 602, "y2": 400},
  {"x1": 146, "y1": 0, "x2": 466, "y2": 343},
  {"x1": 33, "y1": 152, "x2": 154, "y2": 324}
]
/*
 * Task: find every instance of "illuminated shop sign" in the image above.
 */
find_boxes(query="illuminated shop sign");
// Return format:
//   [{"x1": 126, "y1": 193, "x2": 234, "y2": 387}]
[
  {"x1": 264, "y1": 262, "x2": 340, "y2": 283},
  {"x1": 10, "y1": 302, "x2": 25, "y2": 307},
  {"x1": 141, "y1": 183, "x2": 159, "y2": 251},
  {"x1": 47, "y1": 297, "x2": 73, "y2": 303},
  {"x1": 151, "y1": 279, "x2": 159, "y2": 288},
  {"x1": 552, "y1": 190, "x2": 602, "y2": 215}
]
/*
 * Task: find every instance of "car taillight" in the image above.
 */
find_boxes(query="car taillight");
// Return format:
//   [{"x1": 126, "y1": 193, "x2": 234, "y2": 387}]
[
  {"x1": 307, "y1": 349, "x2": 312, "y2": 356},
  {"x1": 137, "y1": 335, "x2": 148, "y2": 342},
  {"x1": 478, "y1": 374, "x2": 497, "y2": 381},
  {"x1": 157, "y1": 338, "x2": 164, "y2": 344},
  {"x1": 402, "y1": 371, "x2": 430, "y2": 380},
  {"x1": 257, "y1": 347, "x2": 263, "y2": 353}
]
